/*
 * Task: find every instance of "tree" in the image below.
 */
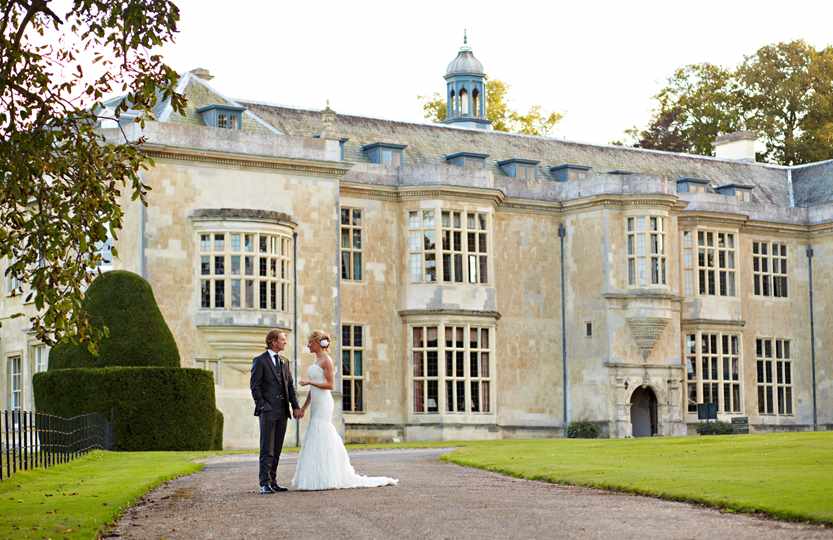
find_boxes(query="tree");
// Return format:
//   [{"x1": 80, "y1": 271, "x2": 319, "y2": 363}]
[
  {"x1": 630, "y1": 63, "x2": 742, "y2": 155},
  {"x1": 738, "y1": 41, "x2": 833, "y2": 164},
  {"x1": 419, "y1": 79, "x2": 562, "y2": 136},
  {"x1": 628, "y1": 41, "x2": 833, "y2": 165},
  {"x1": 0, "y1": 0, "x2": 185, "y2": 350}
]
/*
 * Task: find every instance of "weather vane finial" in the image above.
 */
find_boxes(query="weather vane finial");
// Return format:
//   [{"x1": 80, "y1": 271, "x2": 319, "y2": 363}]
[{"x1": 464, "y1": 28, "x2": 467, "y2": 45}]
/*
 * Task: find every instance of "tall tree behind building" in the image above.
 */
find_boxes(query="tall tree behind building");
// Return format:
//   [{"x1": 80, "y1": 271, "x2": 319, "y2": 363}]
[
  {"x1": 420, "y1": 79, "x2": 563, "y2": 136},
  {"x1": 0, "y1": 0, "x2": 185, "y2": 349},
  {"x1": 626, "y1": 40, "x2": 833, "y2": 165}
]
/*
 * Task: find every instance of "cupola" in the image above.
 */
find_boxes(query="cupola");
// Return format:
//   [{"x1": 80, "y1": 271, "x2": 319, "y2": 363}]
[{"x1": 444, "y1": 31, "x2": 490, "y2": 130}]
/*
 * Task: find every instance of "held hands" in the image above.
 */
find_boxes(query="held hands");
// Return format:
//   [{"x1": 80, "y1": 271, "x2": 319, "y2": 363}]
[
  {"x1": 293, "y1": 408, "x2": 305, "y2": 419},
  {"x1": 299, "y1": 378, "x2": 311, "y2": 386}
]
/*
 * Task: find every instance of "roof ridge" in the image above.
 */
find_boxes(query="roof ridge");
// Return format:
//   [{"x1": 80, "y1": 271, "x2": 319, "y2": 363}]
[{"x1": 239, "y1": 98, "x2": 794, "y2": 170}]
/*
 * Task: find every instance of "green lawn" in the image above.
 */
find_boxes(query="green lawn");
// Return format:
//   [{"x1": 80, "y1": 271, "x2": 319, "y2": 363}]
[
  {"x1": 0, "y1": 451, "x2": 203, "y2": 540},
  {"x1": 441, "y1": 432, "x2": 833, "y2": 524},
  {"x1": 1, "y1": 433, "x2": 831, "y2": 539}
]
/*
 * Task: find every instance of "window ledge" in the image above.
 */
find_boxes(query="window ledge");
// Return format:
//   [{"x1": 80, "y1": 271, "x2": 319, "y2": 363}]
[{"x1": 194, "y1": 309, "x2": 292, "y2": 329}]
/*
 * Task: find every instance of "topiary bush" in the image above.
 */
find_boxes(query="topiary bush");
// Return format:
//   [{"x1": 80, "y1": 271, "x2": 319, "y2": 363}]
[
  {"x1": 48, "y1": 270, "x2": 180, "y2": 370},
  {"x1": 566, "y1": 420, "x2": 600, "y2": 439},
  {"x1": 33, "y1": 367, "x2": 216, "y2": 451},
  {"x1": 696, "y1": 421, "x2": 735, "y2": 435},
  {"x1": 34, "y1": 271, "x2": 222, "y2": 450},
  {"x1": 212, "y1": 409, "x2": 224, "y2": 451}
]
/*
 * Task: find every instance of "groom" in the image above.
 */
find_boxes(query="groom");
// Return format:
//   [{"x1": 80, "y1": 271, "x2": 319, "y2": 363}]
[{"x1": 250, "y1": 330, "x2": 303, "y2": 494}]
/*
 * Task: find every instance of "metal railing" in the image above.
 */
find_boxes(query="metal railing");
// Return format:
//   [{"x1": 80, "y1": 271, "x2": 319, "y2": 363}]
[{"x1": 0, "y1": 410, "x2": 112, "y2": 480}]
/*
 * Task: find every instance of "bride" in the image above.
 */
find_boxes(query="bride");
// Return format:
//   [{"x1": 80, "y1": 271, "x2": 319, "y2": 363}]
[{"x1": 292, "y1": 330, "x2": 398, "y2": 490}]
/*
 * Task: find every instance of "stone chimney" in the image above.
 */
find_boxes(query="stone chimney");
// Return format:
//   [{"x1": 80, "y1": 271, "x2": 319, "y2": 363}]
[
  {"x1": 714, "y1": 131, "x2": 759, "y2": 162},
  {"x1": 319, "y1": 100, "x2": 337, "y2": 139},
  {"x1": 189, "y1": 67, "x2": 213, "y2": 80}
]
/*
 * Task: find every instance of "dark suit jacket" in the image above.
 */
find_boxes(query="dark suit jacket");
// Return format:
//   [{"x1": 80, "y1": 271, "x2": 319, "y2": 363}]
[{"x1": 250, "y1": 351, "x2": 300, "y2": 418}]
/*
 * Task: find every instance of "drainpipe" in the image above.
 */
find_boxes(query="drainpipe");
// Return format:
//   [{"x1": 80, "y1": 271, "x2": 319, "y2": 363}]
[
  {"x1": 138, "y1": 172, "x2": 147, "y2": 278},
  {"x1": 807, "y1": 246, "x2": 818, "y2": 431},
  {"x1": 559, "y1": 223, "x2": 569, "y2": 431},
  {"x1": 293, "y1": 231, "x2": 299, "y2": 447}
]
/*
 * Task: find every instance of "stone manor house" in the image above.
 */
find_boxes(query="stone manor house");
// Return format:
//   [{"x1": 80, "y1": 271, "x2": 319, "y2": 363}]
[{"x1": 2, "y1": 39, "x2": 832, "y2": 448}]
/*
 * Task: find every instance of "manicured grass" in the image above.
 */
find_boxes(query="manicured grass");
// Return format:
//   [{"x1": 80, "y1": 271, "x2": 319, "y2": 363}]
[
  {"x1": 0, "y1": 451, "x2": 203, "y2": 540},
  {"x1": 441, "y1": 432, "x2": 833, "y2": 524},
  {"x1": 2, "y1": 434, "x2": 830, "y2": 538}
]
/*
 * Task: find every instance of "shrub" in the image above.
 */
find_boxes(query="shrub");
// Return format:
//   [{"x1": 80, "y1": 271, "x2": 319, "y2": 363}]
[
  {"x1": 696, "y1": 421, "x2": 735, "y2": 435},
  {"x1": 212, "y1": 409, "x2": 224, "y2": 451},
  {"x1": 49, "y1": 271, "x2": 180, "y2": 370},
  {"x1": 33, "y1": 367, "x2": 216, "y2": 451},
  {"x1": 566, "y1": 421, "x2": 600, "y2": 439}
]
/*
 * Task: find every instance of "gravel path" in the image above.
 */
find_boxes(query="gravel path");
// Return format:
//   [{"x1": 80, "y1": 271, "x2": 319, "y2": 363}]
[{"x1": 106, "y1": 448, "x2": 832, "y2": 539}]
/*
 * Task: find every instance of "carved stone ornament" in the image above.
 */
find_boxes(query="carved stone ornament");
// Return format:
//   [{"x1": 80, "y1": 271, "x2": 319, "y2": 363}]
[{"x1": 626, "y1": 317, "x2": 670, "y2": 359}]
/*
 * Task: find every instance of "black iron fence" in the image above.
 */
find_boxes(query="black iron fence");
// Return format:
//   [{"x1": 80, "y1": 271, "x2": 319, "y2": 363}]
[{"x1": 0, "y1": 410, "x2": 112, "y2": 480}]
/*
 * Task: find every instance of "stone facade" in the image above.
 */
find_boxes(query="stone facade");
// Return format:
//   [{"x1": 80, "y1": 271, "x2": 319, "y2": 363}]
[{"x1": 2, "y1": 47, "x2": 833, "y2": 448}]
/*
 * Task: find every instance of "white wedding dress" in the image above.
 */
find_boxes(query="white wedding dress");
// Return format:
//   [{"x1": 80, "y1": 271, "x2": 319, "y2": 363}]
[{"x1": 292, "y1": 362, "x2": 398, "y2": 490}]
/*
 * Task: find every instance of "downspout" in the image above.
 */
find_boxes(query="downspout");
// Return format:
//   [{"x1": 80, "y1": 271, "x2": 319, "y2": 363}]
[
  {"x1": 293, "y1": 231, "x2": 299, "y2": 447},
  {"x1": 138, "y1": 172, "x2": 147, "y2": 278},
  {"x1": 807, "y1": 246, "x2": 818, "y2": 431},
  {"x1": 559, "y1": 223, "x2": 569, "y2": 431}
]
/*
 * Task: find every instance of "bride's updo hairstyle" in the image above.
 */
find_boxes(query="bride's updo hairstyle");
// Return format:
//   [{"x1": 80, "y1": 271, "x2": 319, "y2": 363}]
[{"x1": 309, "y1": 329, "x2": 332, "y2": 350}]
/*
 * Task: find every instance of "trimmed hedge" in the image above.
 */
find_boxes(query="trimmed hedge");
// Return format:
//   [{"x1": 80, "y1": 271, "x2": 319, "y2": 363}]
[
  {"x1": 566, "y1": 421, "x2": 600, "y2": 439},
  {"x1": 49, "y1": 271, "x2": 180, "y2": 369},
  {"x1": 696, "y1": 421, "x2": 735, "y2": 435},
  {"x1": 33, "y1": 367, "x2": 219, "y2": 451},
  {"x1": 213, "y1": 409, "x2": 224, "y2": 451}
]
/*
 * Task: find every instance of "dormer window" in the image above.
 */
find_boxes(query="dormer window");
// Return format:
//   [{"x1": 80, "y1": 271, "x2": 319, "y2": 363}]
[
  {"x1": 550, "y1": 164, "x2": 591, "y2": 182},
  {"x1": 498, "y1": 159, "x2": 540, "y2": 180},
  {"x1": 362, "y1": 143, "x2": 406, "y2": 167},
  {"x1": 197, "y1": 104, "x2": 245, "y2": 130},
  {"x1": 716, "y1": 184, "x2": 754, "y2": 203},
  {"x1": 677, "y1": 177, "x2": 710, "y2": 194},
  {"x1": 446, "y1": 152, "x2": 488, "y2": 168}
]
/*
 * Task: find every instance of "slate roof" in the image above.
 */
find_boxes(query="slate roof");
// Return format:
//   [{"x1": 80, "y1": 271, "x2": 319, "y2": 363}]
[
  {"x1": 241, "y1": 101, "x2": 797, "y2": 207},
  {"x1": 792, "y1": 159, "x2": 833, "y2": 207}
]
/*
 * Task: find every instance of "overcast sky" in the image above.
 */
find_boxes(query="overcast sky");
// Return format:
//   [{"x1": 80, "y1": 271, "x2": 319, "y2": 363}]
[{"x1": 158, "y1": 0, "x2": 833, "y2": 144}]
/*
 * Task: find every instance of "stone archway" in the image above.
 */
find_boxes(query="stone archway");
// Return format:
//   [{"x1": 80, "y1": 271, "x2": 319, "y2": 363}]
[{"x1": 630, "y1": 386, "x2": 658, "y2": 437}]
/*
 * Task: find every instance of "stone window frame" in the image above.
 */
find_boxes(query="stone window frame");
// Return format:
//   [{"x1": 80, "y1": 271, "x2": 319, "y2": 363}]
[
  {"x1": 32, "y1": 343, "x2": 49, "y2": 374},
  {"x1": 752, "y1": 241, "x2": 788, "y2": 298},
  {"x1": 6, "y1": 352, "x2": 23, "y2": 411},
  {"x1": 195, "y1": 356, "x2": 221, "y2": 386},
  {"x1": 409, "y1": 207, "x2": 490, "y2": 286},
  {"x1": 625, "y1": 214, "x2": 667, "y2": 288},
  {"x1": 340, "y1": 207, "x2": 363, "y2": 282},
  {"x1": 683, "y1": 330, "x2": 743, "y2": 415},
  {"x1": 341, "y1": 324, "x2": 364, "y2": 413},
  {"x1": 3, "y1": 258, "x2": 20, "y2": 297},
  {"x1": 191, "y1": 210, "x2": 296, "y2": 317},
  {"x1": 681, "y1": 227, "x2": 737, "y2": 297},
  {"x1": 755, "y1": 337, "x2": 793, "y2": 416},
  {"x1": 408, "y1": 209, "x2": 438, "y2": 283},
  {"x1": 95, "y1": 223, "x2": 115, "y2": 273},
  {"x1": 408, "y1": 321, "x2": 495, "y2": 418}
]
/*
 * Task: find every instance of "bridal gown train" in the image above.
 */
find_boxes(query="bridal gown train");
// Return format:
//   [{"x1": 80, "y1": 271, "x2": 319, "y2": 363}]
[{"x1": 292, "y1": 363, "x2": 398, "y2": 490}]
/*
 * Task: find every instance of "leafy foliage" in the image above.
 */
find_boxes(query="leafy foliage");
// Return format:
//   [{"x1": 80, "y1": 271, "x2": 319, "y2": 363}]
[
  {"x1": 34, "y1": 367, "x2": 221, "y2": 451},
  {"x1": 48, "y1": 270, "x2": 180, "y2": 369},
  {"x1": 566, "y1": 420, "x2": 600, "y2": 439},
  {"x1": 696, "y1": 421, "x2": 735, "y2": 435},
  {"x1": 627, "y1": 40, "x2": 833, "y2": 164},
  {"x1": 420, "y1": 79, "x2": 562, "y2": 136},
  {"x1": 0, "y1": 0, "x2": 185, "y2": 349}
]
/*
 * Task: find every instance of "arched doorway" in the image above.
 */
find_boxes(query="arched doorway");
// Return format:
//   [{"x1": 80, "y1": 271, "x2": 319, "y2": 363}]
[{"x1": 630, "y1": 386, "x2": 658, "y2": 437}]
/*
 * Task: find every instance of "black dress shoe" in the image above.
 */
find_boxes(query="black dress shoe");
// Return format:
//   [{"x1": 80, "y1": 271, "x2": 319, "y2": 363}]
[
  {"x1": 259, "y1": 485, "x2": 274, "y2": 495},
  {"x1": 270, "y1": 483, "x2": 288, "y2": 492}
]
